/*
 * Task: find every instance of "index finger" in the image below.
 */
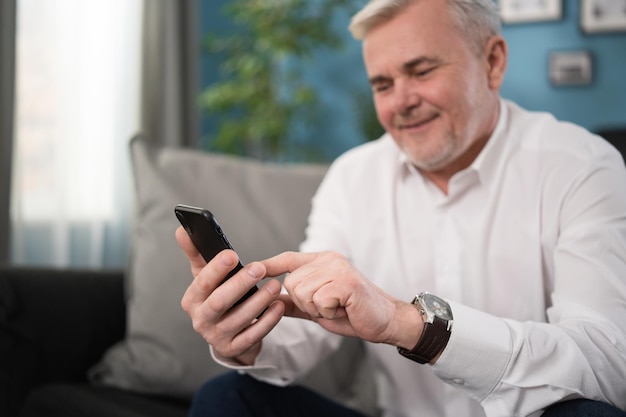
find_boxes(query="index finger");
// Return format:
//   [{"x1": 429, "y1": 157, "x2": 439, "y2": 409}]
[
  {"x1": 182, "y1": 248, "x2": 240, "y2": 307},
  {"x1": 261, "y1": 251, "x2": 322, "y2": 277}
]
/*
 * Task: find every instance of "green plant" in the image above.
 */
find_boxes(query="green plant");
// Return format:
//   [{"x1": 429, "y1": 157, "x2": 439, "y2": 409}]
[{"x1": 199, "y1": 0, "x2": 358, "y2": 161}]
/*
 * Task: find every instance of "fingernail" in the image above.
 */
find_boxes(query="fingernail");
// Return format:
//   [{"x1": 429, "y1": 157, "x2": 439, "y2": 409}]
[
  {"x1": 265, "y1": 279, "x2": 281, "y2": 296},
  {"x1": 221, "y1": 252, "x2": 236, "y2": 266},
  {"x1": 247, "y1": 263, "x2": 264, "y2": 280}
]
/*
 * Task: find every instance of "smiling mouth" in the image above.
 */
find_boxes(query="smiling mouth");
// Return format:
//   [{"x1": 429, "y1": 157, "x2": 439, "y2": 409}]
[{"x1": 398, "y1": 114, "x2": 438, "y2": 130}]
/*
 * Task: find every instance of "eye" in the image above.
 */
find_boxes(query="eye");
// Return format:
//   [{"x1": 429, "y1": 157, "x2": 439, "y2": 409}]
[
  {"x1": 372, "y1": 82, "x2": 392, "y2": 93},
  {"x1": 413, "y1": 67, "x2": 434, "y2": 77}
]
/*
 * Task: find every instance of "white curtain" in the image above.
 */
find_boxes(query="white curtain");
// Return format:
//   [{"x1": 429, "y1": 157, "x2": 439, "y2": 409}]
[{"x1": 10, "y1": 0, "x2": 143, "y2": 268}]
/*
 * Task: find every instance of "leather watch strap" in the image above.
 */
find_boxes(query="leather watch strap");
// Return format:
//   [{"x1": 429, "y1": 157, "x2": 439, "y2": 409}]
[{"x1": 397, "y1": 294, "x2": 452, "y2": 364}]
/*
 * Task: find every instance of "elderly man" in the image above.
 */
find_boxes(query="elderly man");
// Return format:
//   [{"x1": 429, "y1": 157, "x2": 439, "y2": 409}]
[{"x1": 177, "y1": 1, "x2": 626, "y2": 416}]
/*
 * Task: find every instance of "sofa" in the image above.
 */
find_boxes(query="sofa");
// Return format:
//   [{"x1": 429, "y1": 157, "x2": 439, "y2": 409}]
[{"x1": 0, "y1": 135, "x2": 378, "y2": 417}]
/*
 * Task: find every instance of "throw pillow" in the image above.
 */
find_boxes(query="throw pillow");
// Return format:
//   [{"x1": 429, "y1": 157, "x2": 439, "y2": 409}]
[{"x1": 89, "y1": 135, "x2": 328, "y2": 397}]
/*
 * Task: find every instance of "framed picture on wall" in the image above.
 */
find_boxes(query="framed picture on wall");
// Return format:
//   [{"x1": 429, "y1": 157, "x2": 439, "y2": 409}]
[
  {"x1": 548, "y1": 50, "x2": 593, "y2": 86},
  {"x1": 499, "y1": 0, "x2": 562, "y2": 23},
  {"x1": 580, "y1": 0, "x2": 626, "y2": 33}
]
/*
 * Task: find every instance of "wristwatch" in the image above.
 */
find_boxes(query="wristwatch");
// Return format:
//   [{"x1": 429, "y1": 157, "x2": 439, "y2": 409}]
[{"x1": 397, "y1": 292, "x2": 453, "y2": 364}]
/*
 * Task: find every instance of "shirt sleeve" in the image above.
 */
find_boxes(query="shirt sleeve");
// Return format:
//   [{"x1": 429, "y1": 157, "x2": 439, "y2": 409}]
[{"x1": 434, "y1": 149, "x2": 626, "y2": 415}]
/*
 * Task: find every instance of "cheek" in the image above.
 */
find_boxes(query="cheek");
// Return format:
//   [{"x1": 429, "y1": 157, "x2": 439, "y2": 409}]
[{"x1": 373, "y1": 97, "x2": 394, "y2": 130}]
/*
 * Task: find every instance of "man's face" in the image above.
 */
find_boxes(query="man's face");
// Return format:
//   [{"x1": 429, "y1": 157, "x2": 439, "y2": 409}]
[{"x1": 363, "y1": 0, "x2": 501, "y2": 174}]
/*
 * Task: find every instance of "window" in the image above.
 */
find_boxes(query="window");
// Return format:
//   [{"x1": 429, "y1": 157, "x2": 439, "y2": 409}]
[{"x1": 11, "y1": 0, "x2": 143, "y2": 267}]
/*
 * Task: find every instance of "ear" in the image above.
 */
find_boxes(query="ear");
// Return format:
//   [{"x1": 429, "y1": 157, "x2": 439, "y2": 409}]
[{"x1": 484, "y1": 35, "x2": 507, "y2": 90}]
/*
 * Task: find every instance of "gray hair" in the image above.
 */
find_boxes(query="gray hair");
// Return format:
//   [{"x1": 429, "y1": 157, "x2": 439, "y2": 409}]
[{"x1": 349, "y1": 0, "x2": 501, "y2": 55}]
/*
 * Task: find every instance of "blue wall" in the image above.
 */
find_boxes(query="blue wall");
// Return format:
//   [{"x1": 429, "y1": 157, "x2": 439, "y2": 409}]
[
  {"x1": 199, "y1": 0, "x2": 626, "y2": 161},
  {"x1": 500, "y1": 2, "x2": 626, "y2": 132}
]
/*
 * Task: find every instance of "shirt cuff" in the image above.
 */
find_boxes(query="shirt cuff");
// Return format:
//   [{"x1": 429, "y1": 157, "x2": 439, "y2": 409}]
[
  {"x1": 209, "y1": 335, "x2": 295, "y2": 387},
  {"x1": 432, "y1": 301, "x2": 512, "y2": 402},
  {"x1": 210, "y1": 317, "x2": 327, "y2": 387}
]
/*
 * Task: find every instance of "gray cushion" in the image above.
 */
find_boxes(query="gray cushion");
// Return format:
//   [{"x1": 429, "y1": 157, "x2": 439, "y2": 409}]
[{"x1": 90, "y1": 136, "x2": 378, "y2": 415}]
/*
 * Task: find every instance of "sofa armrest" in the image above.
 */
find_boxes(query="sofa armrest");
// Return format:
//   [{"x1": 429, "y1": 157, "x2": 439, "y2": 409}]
[{"x1": 0, "y1": 266, "x2": 126, "y2": 417}]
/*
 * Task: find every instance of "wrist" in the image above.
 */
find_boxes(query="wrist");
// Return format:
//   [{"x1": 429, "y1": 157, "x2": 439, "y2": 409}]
[
  {"x1": 390, "y1": 300, "x2": 425, "y2": 350},
  {"x1": 397, "y1": 292, "x2": 453, "y2": 364},
  {"x1": 233, "y1": 342, "x2": 262, "y2": 366}
]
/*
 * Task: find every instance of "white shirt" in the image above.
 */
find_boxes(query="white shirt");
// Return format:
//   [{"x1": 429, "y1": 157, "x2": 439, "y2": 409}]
[{"x1": 218, "y1": 100, "x2": 626, "y2": 417}]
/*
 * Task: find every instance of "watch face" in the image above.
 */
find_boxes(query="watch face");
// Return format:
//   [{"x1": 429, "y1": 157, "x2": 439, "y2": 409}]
[{"x1": 422, "y1": 294, "x2": 453, "y2": 320}]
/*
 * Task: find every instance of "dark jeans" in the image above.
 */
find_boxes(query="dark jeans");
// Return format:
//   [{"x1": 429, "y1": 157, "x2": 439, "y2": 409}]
[
  {"x1": 190, "y1": 371, "x2": 626, "y2": 417},
  {"x1": 189, "y1": 372, "x2": 366, "y2": 417},
  {"x1": 542, "y1": 399, "x2": 626, "y2": 417}
]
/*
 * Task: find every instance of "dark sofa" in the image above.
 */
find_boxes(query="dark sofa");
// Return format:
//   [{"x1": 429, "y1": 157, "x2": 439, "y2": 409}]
[{"x1": 0, "y1": 265, "x2": 189, "y2": 417}]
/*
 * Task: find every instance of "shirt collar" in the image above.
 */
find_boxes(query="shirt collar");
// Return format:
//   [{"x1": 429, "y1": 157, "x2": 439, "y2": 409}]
[{"x1": 468, "y1": 98, "x2": 508, "y2": 181}]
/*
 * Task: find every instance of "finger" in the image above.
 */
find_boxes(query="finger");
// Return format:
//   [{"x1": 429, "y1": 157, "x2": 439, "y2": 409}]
[
  {"x1": 191, "y1": 279, "x2": 284, "y2": 355},
  {"x1": 222, "y1": 300, "x2": 285, "y2": 357},
  {"x1": 313, "y1": 289, "x2": 342, "y2": 319},
  {"x1": 261, "y1": 251, "x2": 321, "y2": 277},
  {"x1": 283, "y1": 265, "x2": 334, "y2": 318},
  {"x1": 299, "y1": 285, "x2": 340, "y2": 320},
  {"x1": 182, "y1": 249, "x2": 240, "y2": 308},
  {"x1": 175, "y1": 226, "x2": 207, "y2": 276},
  {"x1": 207, "y1": 262, "x2": 270, "y2": 317}
]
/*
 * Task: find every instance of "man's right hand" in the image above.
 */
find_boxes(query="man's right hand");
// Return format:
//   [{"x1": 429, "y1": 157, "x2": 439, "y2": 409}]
[{"x1": 175, "y1": 226, "x2": 285, "y2": 365}]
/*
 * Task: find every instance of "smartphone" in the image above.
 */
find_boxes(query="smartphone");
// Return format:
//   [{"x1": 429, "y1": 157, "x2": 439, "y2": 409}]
[{"x1": 174, "y1": 204, "x2": 258, "y2": 308}]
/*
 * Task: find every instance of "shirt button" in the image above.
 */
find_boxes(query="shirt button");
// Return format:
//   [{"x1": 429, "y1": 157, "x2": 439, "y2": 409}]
[{"x1": 451, "y1": 378, "x2": 465, "y2": 385}]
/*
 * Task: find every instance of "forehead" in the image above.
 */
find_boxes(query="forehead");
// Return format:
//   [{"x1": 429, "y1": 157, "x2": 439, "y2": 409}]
[{"x1": 362, "y1": 0, "x2": 465, "y2": 73}]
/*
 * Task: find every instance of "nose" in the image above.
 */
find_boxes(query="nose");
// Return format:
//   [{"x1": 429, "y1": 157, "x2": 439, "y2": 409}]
[{"x1": 392, "y1": 81, "x2": 421, "y2": 115}]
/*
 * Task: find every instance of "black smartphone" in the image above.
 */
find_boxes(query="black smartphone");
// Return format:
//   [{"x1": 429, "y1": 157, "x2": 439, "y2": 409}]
[{"x1": 175, "y1": 204, "x2": 258, "y2": 308}]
